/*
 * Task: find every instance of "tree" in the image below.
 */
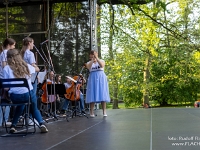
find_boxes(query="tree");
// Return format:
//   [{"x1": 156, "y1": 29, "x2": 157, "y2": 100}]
[{"x1": 101, "y1": 0, "x2": 200, "y2": 107}]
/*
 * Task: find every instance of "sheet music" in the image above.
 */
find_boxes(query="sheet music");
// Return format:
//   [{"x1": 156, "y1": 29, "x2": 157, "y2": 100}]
[
  {"x1": 38, "y1": 70, "x2": 47, "y2": 83},
  {"x1": 31, "y1": 72, "x2": 38, "y2": 83}
]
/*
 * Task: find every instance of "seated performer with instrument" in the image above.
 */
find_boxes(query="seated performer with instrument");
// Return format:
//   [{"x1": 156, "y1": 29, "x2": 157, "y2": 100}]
[
  {"x1": 3, "y1": 49, "x2": 48, "y2": 133},
  {"x1": 55, "y1": 74, "x2": 66, "y2": 112},
  {"x1": 41, "y1": 71, "x2": 63, "y2": 115},
  {"x1": 61, "y1": 75, "x2": 86, "y2": 115}
]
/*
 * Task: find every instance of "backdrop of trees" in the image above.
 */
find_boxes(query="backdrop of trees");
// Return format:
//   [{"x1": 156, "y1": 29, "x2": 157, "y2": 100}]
[{"x1": 0, "y1": 0, "x2": 200, "y2": 108}]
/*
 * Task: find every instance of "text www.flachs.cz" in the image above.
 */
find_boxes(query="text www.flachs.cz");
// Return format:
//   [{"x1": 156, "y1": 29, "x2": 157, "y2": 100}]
[{"x1": 171, "y1": 142, "x2": 200, "y2": 146}]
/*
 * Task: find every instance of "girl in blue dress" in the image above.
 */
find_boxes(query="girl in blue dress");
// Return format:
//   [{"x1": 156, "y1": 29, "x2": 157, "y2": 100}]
[{"x1": 85, "y1": 50, "x2": 110, "y2": 117}]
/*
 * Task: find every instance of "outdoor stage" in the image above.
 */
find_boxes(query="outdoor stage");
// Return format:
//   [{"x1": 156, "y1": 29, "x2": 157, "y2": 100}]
[{"x1": 0, "y1": 108, "x2": 200, "y2": 150}]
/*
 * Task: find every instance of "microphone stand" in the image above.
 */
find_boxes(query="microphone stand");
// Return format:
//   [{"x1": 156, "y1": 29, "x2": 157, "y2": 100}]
[
  {"x1": 34, "y1": 45, "x2": 50, "y2": 65},
  {"x1": 45, "y1": 43, "x2": 55, "y2": 73},
  {"x1": 44, "y1": 43, "x2": 58, "y2": 120},
  {"x1": 34, "y1": 44, "x2": 58, "y2": 121}
]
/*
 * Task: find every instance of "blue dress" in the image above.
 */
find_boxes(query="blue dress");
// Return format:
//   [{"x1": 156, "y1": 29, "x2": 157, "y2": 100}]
[{"x1": 86, "y1": 60, "x2": 110, "y2": 103}]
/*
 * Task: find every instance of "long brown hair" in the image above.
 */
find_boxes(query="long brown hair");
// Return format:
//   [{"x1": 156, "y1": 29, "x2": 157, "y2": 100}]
[
  {"x1": 7, "y1": 49, "x2": 30, "y2": 78},
  {"x1": 20, "y1": 37, "x2": 33, "y2": 58},
  {"x1": 55, "y1": 74, "x2": 62, "y2": 84},
  {"x1": 0, "y1": 38, "x2": 16, "y2": 53},
  {"x1": 90, "y1": 50, "x2": 95, "y2": 55}
]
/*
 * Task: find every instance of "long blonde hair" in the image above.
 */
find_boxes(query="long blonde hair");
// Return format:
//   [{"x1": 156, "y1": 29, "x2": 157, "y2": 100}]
[
  {"x1": 20, "y1": 37, "x2": 33, "y2": 58},
  {"x1": 7, "y1": 49, "x2": 30, "y2": 78}
]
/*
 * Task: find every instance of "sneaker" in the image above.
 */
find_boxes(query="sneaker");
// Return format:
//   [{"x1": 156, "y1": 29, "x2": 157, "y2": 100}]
[
  {"x1": 40, "y1": 124, "x2": 48, "y2": 133},
  {"x1": 28, "y1": 119, "x2": 39, "y2": 126},
  {"x1": 28, "y1": 119, "x2": 34, "y2": 126},
  {"x1": 2, "y1": 122, "x2": 12, "y2": 127},
  {"x1": 10, "y1": 127, "x2": 17, "y2": 133},
  {"x1": 34, "y1": 119, "x2": 39, "y2": 126},
  {"x1": 90, "y1": 114, "x2": 95, "y2": 118},
  {"x1": 103, "y1": 114, "x2": 107, "y2": 117},
  {"x1": 6, "y1": 122, "x2": 12, "y2": 126},
  {"x1": 56, "y1": 110, "x2": 60, "y2": 114}
]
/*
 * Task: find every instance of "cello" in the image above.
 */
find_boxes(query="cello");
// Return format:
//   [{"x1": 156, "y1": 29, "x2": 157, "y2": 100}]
[
  {"x1": 64, "y1": 67, "x2": 85, "y2": 101},
  {"x1": 41, "y1": 71, "x2": 57, "y2": 103},
  {"x1": 41, "y1": 81, "x2": 55, "y2": 103}
]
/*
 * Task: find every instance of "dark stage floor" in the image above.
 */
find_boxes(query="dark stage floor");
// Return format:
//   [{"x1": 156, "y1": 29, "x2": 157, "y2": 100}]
[{"x1": 0, "y1": 108, "x2": 200, "y2": 150}]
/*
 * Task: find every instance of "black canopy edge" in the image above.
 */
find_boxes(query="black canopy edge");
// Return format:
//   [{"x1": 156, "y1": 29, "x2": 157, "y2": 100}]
[{"x1": 0, "y1": 0, "x2": 153, "y2": 8}]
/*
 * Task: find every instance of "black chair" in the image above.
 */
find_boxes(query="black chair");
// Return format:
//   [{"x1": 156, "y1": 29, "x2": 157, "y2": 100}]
[{"x1": 0, "y1": 78, "x2": 36, "y2": 137}]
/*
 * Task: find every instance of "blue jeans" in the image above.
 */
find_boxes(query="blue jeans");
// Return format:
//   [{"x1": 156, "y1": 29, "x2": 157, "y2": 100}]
[
  {"x1": 10, "y1": 90, "x2": 44, "y2": 126},
  {"x1": 0, "y1": 106, "x2": 10, "y2": 125},
  {"x1": 62, "y1": 99, "x2": 69, "y2": 110},
  {"x1": 80, "y1": 93, "x2": 85, "y2": 110},
  {"x1": 62, "y1": 93, "x2": 85, "y2": 110},
  {"x1": 32, "y1": 79, "x2": 38, "y2": 95}
]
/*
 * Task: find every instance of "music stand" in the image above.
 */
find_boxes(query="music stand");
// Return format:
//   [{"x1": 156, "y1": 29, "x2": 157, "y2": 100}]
[
  {"x1": 47, "y1": 84, "x2": 69, "y2": 121},
  {"x1": 45, "y1": 84, "x2": 58, "y2": 121},
  {"x1": 47, "y1": 84, "x2": 67, "y2": 96},
  {"x1": 56, "y1": 84, "x2": 66, "y2": 95}
]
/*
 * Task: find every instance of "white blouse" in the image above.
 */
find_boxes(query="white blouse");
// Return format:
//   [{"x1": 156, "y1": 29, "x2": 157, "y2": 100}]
[
  {"x1": 3, "y1": 64, "x2": 35, "y2": 94},
  {"x1": 88, "y1": 60, "x2": 104, "y2": 72}
]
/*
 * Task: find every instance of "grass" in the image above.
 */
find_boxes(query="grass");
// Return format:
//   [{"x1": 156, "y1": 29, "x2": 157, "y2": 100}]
[
  {"x1": 106, "y1": 103, "x2": 139, "y2": 109},
  {"x1": 105, "y1": 101, "x2": 195, "y2": 109}
]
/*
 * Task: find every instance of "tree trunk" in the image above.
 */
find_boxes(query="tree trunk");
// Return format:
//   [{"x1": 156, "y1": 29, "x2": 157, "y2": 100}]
[
  {"x1": 112, "y1": 84, "x2": 119, "y2": 109},
  {"x1": 108, "y1": 5, "x2": 119, "y2": 109},
  {"x1": 143, "y1": 56, "x2": 150, "y2": 107},
  {"x1": 75, "y1": 3, "x2": 79, "y2": 72},
  {"x1": 97, "y1": 4, "x2": 101, "y2": 57}
]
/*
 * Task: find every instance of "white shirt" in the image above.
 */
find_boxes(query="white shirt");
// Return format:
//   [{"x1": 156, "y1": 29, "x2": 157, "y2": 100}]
[
  {"x1": 23, "y1": 49, "x2": 36, "y2": 65},
  {"x1": 47, "y1": 79, "x2": 55, "y2": 84},
  {"x1": 88, "y1": 60, "x2": 104, "y2": 72},
  {"x1": 64, "y1": 82, "x2": 71, "y2": 89},
  {"x1": 0, "y1": 49, "x2": 8, "y2": 78},
  {"x1": 3, "y1": 64, "x2": 35, "y2": 94},
  {"x1": 23, "y1": 49, "x2": 37, "y2": 83}
]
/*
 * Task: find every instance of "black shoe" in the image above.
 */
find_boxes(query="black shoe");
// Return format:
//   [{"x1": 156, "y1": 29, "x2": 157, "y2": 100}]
[
  {"x1": 81, "y1": 110, "x2": 86, "y2": 114},
  {"x1": 44, "y1": 112, "x2": 50, "y2": 117},
  {"x1": 60, "y1": 110, "x2": 66, "y2": 114}
]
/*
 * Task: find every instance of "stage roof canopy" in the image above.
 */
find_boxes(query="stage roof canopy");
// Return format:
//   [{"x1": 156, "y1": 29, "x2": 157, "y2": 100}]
[{"x1": 0, "y1": 0, "x2": 152, "y2": 7}]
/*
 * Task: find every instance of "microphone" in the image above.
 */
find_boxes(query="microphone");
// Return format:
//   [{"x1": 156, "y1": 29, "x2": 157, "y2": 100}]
[{"x1": 40, "y1": 40, "x2": 49, "y2": 45}]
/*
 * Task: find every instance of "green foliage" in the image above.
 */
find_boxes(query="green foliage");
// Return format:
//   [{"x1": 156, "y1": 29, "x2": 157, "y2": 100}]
[
  {"x1": 101, "y1": 0, "x2": 200, "y2": 107},
  {"x1": 0, "y1": 6, "x2": 25, "y2": 42},
  {"x1": 48, "y1": 2, "x2": 91, "y2": 77},
  {"x1": 0, "y1": 2, "x2": 91, "y2": 82},
  {"x1": 1, "y1": 0, "x2": 200, "y2": 108}
]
